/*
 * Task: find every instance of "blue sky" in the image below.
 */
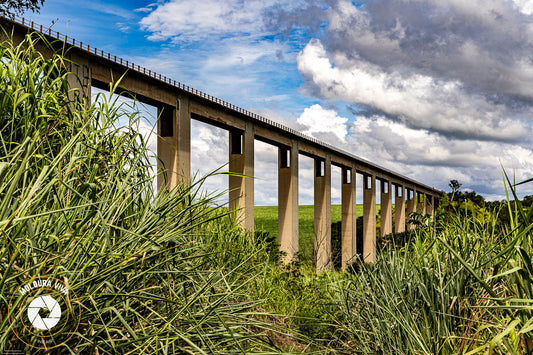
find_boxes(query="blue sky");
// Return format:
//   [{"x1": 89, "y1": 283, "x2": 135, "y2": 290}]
[{"x1": 23, "y1": 0, "x2": 533, "y2": 204}]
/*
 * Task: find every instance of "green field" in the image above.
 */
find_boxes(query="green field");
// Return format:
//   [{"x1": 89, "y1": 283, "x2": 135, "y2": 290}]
[{"x1": 255, "y1": 205, "x2": 369, "y2": 262}]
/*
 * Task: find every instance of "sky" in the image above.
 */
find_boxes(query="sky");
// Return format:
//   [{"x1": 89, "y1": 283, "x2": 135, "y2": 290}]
[{"x1": 22, "y1": 0, "x2": 533, "y2": 205}]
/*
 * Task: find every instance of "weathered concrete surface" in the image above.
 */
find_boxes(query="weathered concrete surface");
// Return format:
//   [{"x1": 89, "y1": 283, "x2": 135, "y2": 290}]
[
  {"x1": 229, "y1": 122, "x2": 254, "y2": 230},
  {"x1": 406, "y1": 189, "x2": 417, "y2": 230},
  {"x1": 363, "y1": 174, "x2": 376, "y2": 263},
  {"x1": 278, "y1": 140, "x2": 299, "y2": 264},
  {"x1": 157, "y1": 96, "x2": 190, "y2": 189},
  {"x1": 394, "y1": 184, "x2": 406, "y2": 233},
  {"x1": 341, "y1": 165, "x2": 357, "y2": 269},
  {"x1": 67, "y1": 52, "x2": 91, "y2": 104},
  {"x1": 380, "y1": 180, "x2": 393, "y2": 237},
  {"x1": 314, "y1": 155, "x2": 332, "y2": 271}
]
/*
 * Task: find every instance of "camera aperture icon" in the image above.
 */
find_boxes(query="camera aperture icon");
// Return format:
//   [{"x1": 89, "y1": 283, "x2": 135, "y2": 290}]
[
  {"x1": 9, "y1": 277, "x2": 81, "y2": 349},
  {"x1": 27, "y1": 295, "x2": 62, "y2": 330}
]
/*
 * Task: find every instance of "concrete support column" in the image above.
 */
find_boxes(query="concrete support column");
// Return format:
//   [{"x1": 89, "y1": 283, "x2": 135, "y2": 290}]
[
  {"x1": 157, "y1": 95, "x2": 190, "y2": 190},
  {"x1": 380, "y1": 180, "x2": 392, "y2": 237},
  {"x1": 341, "y1": 165, "x2": 357, "y2": 269},
  {"x1": 426, "y1": 195, "x2": 434, "y2": 219},
  {"x1": 363, "y1": 174, "x2": 376, "y2": 263},
  {"x1": 67, "y1": 53, "x2": 91, "y2": 105},
  {"x1": 394, "y1": 184, "x2": 406, "y2": 233},
  {"x1": 406, "y1": 188, "x2": 417, "y2": 230},
  {"x1": 417, "y1": 192, "x2": 426, "y2": 214},
  {"x1": 314, "y1": 155, "x2": 331, "y2": 271},
  {"x1": 278, "y1": 140, "x2": 299, "y2": 264},
  {"x1": 229, "y1": 122, "x2": 255, "y2": 230}
]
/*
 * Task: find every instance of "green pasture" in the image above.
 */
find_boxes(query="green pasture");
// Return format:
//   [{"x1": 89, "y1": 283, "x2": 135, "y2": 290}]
[{"x1": 255, "y1": 204, "x2": 371, "y2": 262}]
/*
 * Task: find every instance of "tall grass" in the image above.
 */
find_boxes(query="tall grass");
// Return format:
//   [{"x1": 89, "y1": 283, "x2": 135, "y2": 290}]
[
  {"x1": 327, "y1": 182, "x2": 533, "y2": 354},
  {"x1": 3, "y1": 28, "x2": 533, "y2": 355},
  {"x1": 0, "y1": 32, "x2": 303, "y2": 353}
]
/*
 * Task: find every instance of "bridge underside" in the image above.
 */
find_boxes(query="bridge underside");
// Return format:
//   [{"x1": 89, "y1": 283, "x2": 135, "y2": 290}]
[{"x1": 0, "y1": 14, "x2": 441, "y2": 270}]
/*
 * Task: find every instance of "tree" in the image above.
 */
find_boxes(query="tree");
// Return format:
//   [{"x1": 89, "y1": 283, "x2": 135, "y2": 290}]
[
  {"x1": 0, "y1": 0, "x2": 44, "y2": 14},
  {"x1": 448, "y1": 179, "x2": 462, "y2": 203}
]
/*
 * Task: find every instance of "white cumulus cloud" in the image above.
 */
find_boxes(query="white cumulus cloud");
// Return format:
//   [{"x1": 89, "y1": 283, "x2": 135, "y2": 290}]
[{"x1": 297, "y1": 104, "x2": 348, "y2": 142}]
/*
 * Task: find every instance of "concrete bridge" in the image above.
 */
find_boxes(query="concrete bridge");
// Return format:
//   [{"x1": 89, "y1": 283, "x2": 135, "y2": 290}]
[{"x1": 0, "y1": 13, "x2": 441, "y2": 270}]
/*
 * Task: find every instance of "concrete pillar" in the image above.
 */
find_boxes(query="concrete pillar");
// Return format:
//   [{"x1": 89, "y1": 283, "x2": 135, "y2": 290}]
[
  {"x1": 278, "y1": 140, "x2": 299, "y2": 264},
  {"x1": 394, "y1": 184, "x2": 406, "y2": 234},
  {"x1": 341, "y1": 165, "x2": 357, "y2": 269},
  {"x1": 157, "y1": 95, "x2": 190, "y2": 190},
  {"x1": 229, "y1": 122, "x2": 254, "y2": 230},
  {"x1": 380, "y1": 180, "x2": 392, "y2": 238},
  {"x1": 406, "y1": 188, "x2": 417, "y2": 230},
  {"x1": 426, "y1": 195, "x2": 434, "y2": 219},
  {"x1": 417, "y1": 192, "x2": 426, "y2": 214},
  {"x1": 67, "y1": 53, "x2": 91, "y2": 105},
  {"x1": 363, "y1": 174, "x2": 376, "y2": 263},
  {"x1": 314, "y1": 155, "x2": 331, "y2": 271}
]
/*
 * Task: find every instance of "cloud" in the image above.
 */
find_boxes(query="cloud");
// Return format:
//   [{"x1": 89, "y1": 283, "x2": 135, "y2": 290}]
[
  {"x1": 270, "y1": 0, "x2": 533, "y2": 141},
  {"x1": 297, "y1": 38, "x2": 532, "y2": 142},
  {"x1": 297, "y1": 104, "x2": 348, "y2": 141},
  {"x1": 324, "y1": 0, "x2": 533, "y2": 98},
  {"x1": 343, "y1": 114, "x2": 533, "y2": 198},
  {"x1": 139, "y1": 0, "x2": 308, "y2": 43},
  {"x1": 134, "y1": 0, "x2": 533, "y2": 199},
  {"x1": 270, "y1": 0, "x2": 533, "y2": 197}
]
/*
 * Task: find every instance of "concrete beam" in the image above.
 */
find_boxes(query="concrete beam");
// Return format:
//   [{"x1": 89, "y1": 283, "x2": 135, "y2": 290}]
[
  {"x1": 314, "y1": 155, "x2": 332, "y2": 271},
  {"x1": 157, "y1": 95, "x2": 190, "y2": 189},
  {"x1": 91, "y1": 62, "x2": 176, "y2": 107},
  {"x1": 229, "y1": 122, "x2": 254, "y2": 230},
  {"x1": 380, "y1": 180, "x2": 393, "y2": 238},
  {"x1": 278, "y1": 140, "x2": 299, "y2": 264},
  {"x1": 394, "y1": 184, "x2": 406, "y2": 234},
  {"x1": 190, "y1": 100, "x2": 246, "y2": 131},
  {"x1": 341, "y1": 165, "x2": 357, "y2": 269},
  {"x1": 363, "y1": 174, "x2": 376, "y2": 263}
]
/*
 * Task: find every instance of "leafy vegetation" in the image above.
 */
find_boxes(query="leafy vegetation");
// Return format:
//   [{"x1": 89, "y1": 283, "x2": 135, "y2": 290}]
[
  {"x1": 0, "y1": 32, "x2": 307, "y2": 353},
  {"x1": 0, "y1": 0, "x2": 43, "y2": 14},
  {"x1": 1, "y1": 30, "x2": 533, "y2": 354}
]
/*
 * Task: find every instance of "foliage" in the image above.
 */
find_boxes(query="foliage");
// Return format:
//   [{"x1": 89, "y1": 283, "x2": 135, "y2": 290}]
[
  {"x1": 0, "y1": 0, "x2": 43, "y2": 14},
  {"x1": 0, "y1": 32, "x2": 304, "y2": 353}
]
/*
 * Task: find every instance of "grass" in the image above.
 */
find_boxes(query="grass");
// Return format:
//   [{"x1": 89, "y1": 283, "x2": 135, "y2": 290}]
[
  {"x1": 0, "y1": 32, "x2": 305, "y2": 353},
  {"x1": 255, "y1": 205, "x2": 372, "y2": 263},
  {"x1": 2, "y1": 29, "x2": 533, "y2": 354}
]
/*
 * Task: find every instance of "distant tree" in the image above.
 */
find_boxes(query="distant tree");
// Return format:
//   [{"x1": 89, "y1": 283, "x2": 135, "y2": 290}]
[
  {"x1": 522, "y1": 195, "x2": 533, "y2": 208},
  {"x1": 455, "y1": 191, "x2": 485, "y2": 207},
  {"x1": 0, "y1": 0, "x2": 44, "y2": 14},
  {"x1": 448, "y1": 180, "x2": 462, "y2": 203}
]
